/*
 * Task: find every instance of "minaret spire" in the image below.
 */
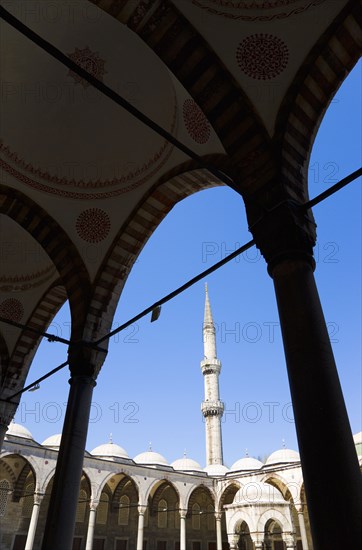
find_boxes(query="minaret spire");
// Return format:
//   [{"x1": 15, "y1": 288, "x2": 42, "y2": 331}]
[{"x1": 201, "y1": 284, "x2": 224, "y2": 466}]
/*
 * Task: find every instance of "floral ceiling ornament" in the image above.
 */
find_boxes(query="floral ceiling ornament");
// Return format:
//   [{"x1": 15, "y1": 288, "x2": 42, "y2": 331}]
[{"x1": 67, "y1": 46, "x2": 107, "y2": 88}]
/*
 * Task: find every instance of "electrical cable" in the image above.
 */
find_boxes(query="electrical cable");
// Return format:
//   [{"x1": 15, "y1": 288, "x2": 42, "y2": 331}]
[{"x1": 0, "y1": 6, "x2": 234, "y2": 189}]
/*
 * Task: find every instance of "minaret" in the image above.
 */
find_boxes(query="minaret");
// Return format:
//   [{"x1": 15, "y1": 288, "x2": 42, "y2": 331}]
[{"x1": 201, "y1": 284, "x2": 224, "y2": 465}]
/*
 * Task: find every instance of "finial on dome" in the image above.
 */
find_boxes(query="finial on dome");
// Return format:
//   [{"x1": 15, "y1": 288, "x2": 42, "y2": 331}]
[
  {"x1": 183, "y1": 449, "x2": 187, "y2": 458},
  {"x1": 282, "y1": 438, "x2": 286, "y2": 449},
  {"x1": 109, "y1": 433, "x2": 113, "y2": 444},
  {"x1": 149, "y1": 441, "x2": 152, "y2": 451},
  {"x1": 245, "y1": 448, "x2": 249, "y2": 457}
]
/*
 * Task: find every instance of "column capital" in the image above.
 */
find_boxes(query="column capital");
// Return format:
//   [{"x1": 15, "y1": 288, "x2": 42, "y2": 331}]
[
  {"x1": 249, "y1": 199, "x2": 316, "y2": 275},
  {"x1": 214, "y1": 511, "x2": 222, "y2": 521},
  {"x1": 68, "y1": 342, "x2": 106, "y2": 378},
  {"x1": 138, "y1": 504, "x2": 147, "y2": 515},
  {"x1": 283, "y1": 534, "x2": 297, "y2": 549},
  {"x1": 33, "y1": 492, "x2": 44, "y2": 506},
  {"x1": 89, "y1": 499, "x2": 99, "y2": 512},
  {"x1": 179, "y1": 508, "x2": 187, "y2": 519}
]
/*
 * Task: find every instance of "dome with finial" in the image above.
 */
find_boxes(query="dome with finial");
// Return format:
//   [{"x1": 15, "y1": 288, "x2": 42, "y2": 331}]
[
  {"x1": 171, "y1": 451, "x2": 202, "y2": 472},
  {"x1": 91, "y1": 434, "x2": 129, "y2": 460},
  {"x1": 266, "y1": 446, "x2": 300, "y2": 465},
  {"x1": 41, "y1": 434, "x2": 62, "y2": 449},
  {"x1": 231, "y1": 457, "x2": 264, "y2": 471},
  {"x1": 134, "y1": 443, "x2": 168, "y2": 466},
  {"x1": 5, "y1": 421, "x2": 33, "y2": 441}
]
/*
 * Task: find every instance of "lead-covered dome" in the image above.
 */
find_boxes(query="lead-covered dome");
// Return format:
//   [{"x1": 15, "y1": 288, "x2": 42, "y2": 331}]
[
  {"x1": 230, "y1": 457, "x2": 264, "y2": 471},
  {"x1": 42, "y1": 434, "x2": 62, "y2": 449},
  {"x1": 134, "y1": 450, "x2": 168, "y2": 466},
  {"x1": 171, "y1": 457, "x2": 202, "y2": 472},
  {"x1": 6, "y1": 422, "x2": 33, "y2": 440},
  {"x1": 266, "y1": 448, "x2": 300, "y2": 465},
  {"x1": 91, "y1": 442, "x2": 129, "y2": 460}
]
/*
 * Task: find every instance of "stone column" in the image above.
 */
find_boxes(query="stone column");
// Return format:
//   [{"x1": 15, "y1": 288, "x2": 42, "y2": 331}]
[
  {"x1": 179, "y1": 509, "x2": 187, "y2": 550},
  {"x1": 297, "y1": 508, "x2": 309, "y2": 550},
  {"x1": 137, "y1": 505, "x2": 147, "y2": 550},
  {"x1": 25, "y1": 493, "x2": 43, "y2": 550},
  {"x1": 215, "y1": 512, "x2": 223, "y2": 550},
  {"x1": 41, "y1": 345, "x2": 102, "y2": 550},
  {"x1": 250, "y1": 200, "x2": 362, "y2": 550},
  {"x1": 85, "y1": 501, "x2": 98, "y2": 550}
]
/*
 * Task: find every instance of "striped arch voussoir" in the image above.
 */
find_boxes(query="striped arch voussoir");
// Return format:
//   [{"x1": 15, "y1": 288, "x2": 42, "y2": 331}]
[
  {"x1": 1, "y1": 283, "x2": 67, "y2": 397},
  {"x1": 89, "y1": 0, "x2": 275, "y2": 195},
  {"x1": 0, "y1": 186, "x2": 91, "y2": 338},
  {"x1": 277, "y1": 0, "x2": 361, "y2": 203},
  {"x1": 86, "y1": 164, "x2": 225, "y2": 342}
]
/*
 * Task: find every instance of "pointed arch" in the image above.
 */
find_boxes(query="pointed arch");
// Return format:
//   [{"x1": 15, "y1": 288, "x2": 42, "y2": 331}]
[
  {"x1": 0, "y1": 185, "x2": 91, "y2": 339},
  {"x1": 257, "y1": 508, "x2": 293, "y2": 534},
  {"x1": 89, "y1": 0, "x2": 274, "y2": 192},
  {"x1": 276, "y1": 0, "x2": 361, "y2": 203},
  {"x1": 1, "y1": 282, "x2": 67, "y2": 399},
  {"x1": 87, "y1": 164, "x2": 227, "y2": 342}
]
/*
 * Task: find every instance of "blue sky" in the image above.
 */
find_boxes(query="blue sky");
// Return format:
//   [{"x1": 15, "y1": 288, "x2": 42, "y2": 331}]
[{"x1": 15, "y1": 60, "x2": 361, "y2": 468}]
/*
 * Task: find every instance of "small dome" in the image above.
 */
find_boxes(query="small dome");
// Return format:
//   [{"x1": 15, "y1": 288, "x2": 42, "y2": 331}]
[
  {"x1": 171, "y1": 457, "x2": 202, "y2": 472},
  {"x1": 234, "y1": 482, "x2": 285, "y2": 505},
  {"x1": 266, "y1": 448, "x2": 300, "y2": 465},
  {"x1": 42, "y1": 434, "x2": 62, "y2": 448},
  {"x1": 134, "y1": 450, "x2": 168, "y2": 466},
  {"x1": 91, "y1": 442, "x2": 129, "y2": 460},
  {"x1": 204, "y1": 464, "x2": 229, "y2": 476},
  {"x1": 230, "y1": 457, "x2": 264, "y2": 471},
  {"x1": 6, "y1": 422, "x2": 33, "y2": 440}
]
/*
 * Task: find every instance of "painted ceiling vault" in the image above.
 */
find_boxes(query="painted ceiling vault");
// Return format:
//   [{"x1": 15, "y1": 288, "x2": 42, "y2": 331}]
[{"x1": 0, "y1": 0, "x2": 360, "y2": 403}]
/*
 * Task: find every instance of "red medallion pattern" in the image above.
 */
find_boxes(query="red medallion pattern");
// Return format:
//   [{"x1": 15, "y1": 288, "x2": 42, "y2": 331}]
[
  {"x1": 183, "y1": 99, "x2": 211, "y2": 144},
  {"x1": 67, "y1": 46, "x2": 107, "y2": 88},
  {"x1": 0, "y1": 298, "x2": 24, "y2": 322},
  {"x1": 76, "y1": 208, "x2": 111, "y2": 243},
  {"x1": 192, "y1": 0, "x2": 326, "y2": 21},
  {"x1": 236, "y1": 34, "x2": 289, "y2": 79}
]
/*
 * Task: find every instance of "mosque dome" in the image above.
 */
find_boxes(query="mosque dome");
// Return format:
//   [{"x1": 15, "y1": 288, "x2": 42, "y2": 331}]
[
  {"x1": 266, "y1": 448, "x2": 300, "y2": 465},
  {"x1": 91, "y1": 442, "x2": 129, "y2": 460},
  {"x1": 234, "y1": 482, "x2": 285, "y2": 505},
  {"x1": 42, "y1": 434, "x2": 62, "y2": 449},
  {"x1": 6, "y1": 422, "x2": 33, "y2": 440},
  {"x1": 171, "y1": 457, "x2": 202, "y2": 472},
  {"x1": 134, "y1": 450, "x2": 168, "y2": 466},
  {"x1": 204, "y1": 464, "x2": 229, "y2": 476},
  {"x1": 230, "y1": 457, "x2": 264, "y2": 471}
]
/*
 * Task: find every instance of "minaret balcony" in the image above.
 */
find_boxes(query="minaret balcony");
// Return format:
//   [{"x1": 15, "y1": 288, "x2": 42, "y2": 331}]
[
  {"x1": 201, "y1": 400, "x2": 224, "y2": 417},
  {"x1": 200, "y1": 359, "x2": 221, "y2": 375}
]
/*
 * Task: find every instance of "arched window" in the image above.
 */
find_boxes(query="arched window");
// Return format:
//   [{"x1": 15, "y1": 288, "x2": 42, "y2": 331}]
[
  {"x1": 22, "y1": 482, "x2": 34, "y2": 517},
  {"x1": 96, "y1": 492, "x2": 109, "y2": 525},
  {"x1": 118, "y1": 495, "x2": 130, "y2": 525},
  {"x1": 207, "y1": 504, "x2": 215, "y2": 530},
  {"x1": 192, "y1": 503, "x2": 200, "y2": 530},
  {"x1": 76, "y1": 489, "x2": 87, "y2": 523},
  {"x1": 158, "y1": 498, "x2": 167, "y2": 529},
  {"x1": 0, "y1": 479, "x2": 10, "y2": 517}
]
